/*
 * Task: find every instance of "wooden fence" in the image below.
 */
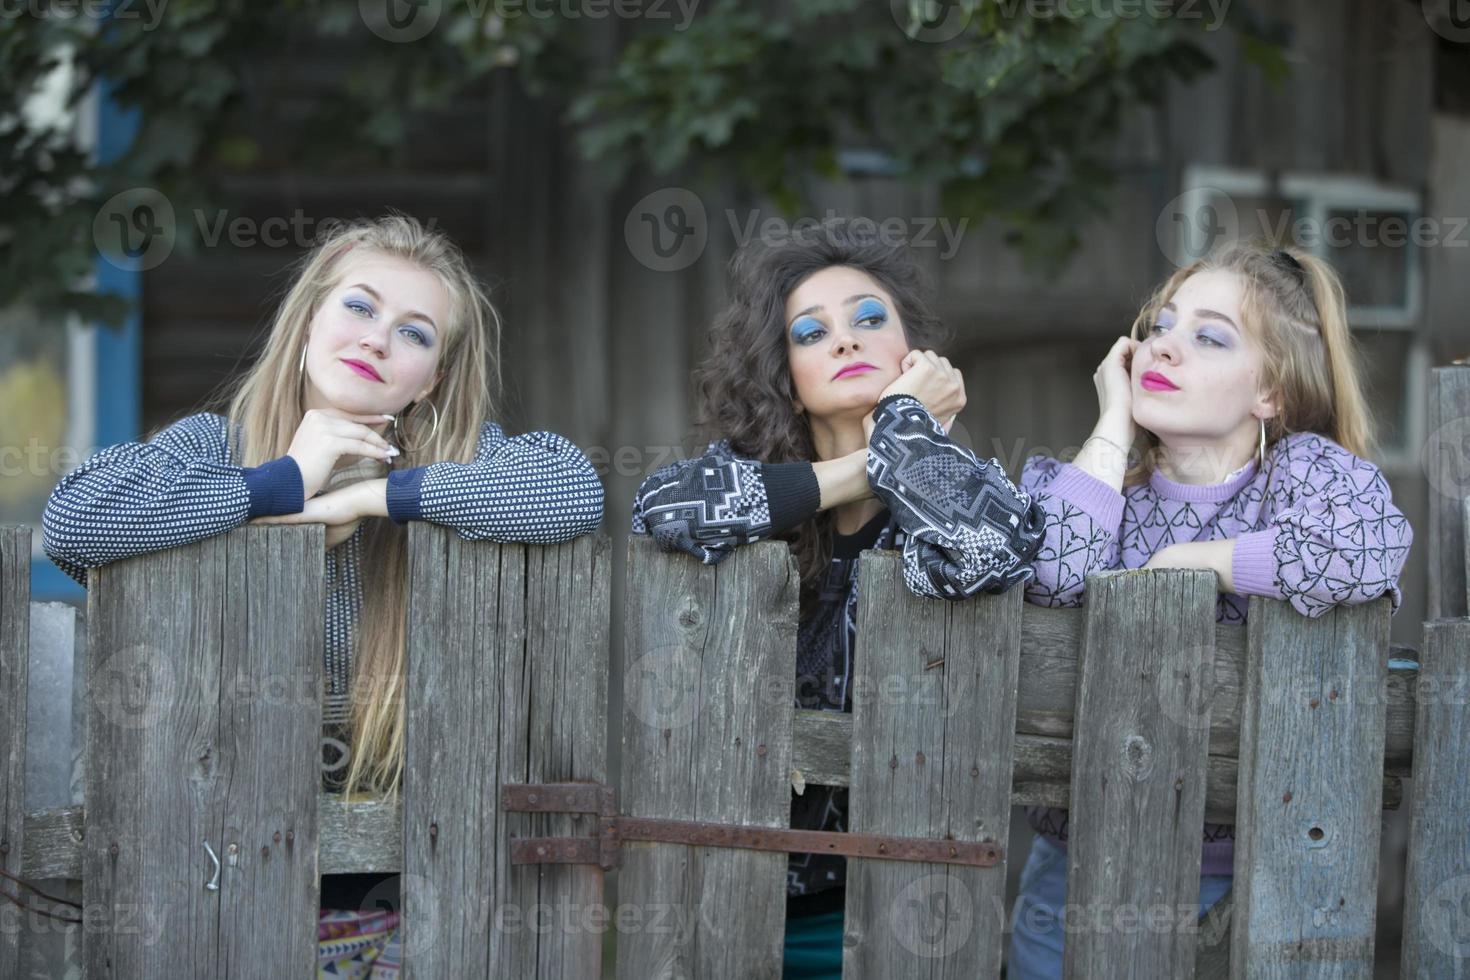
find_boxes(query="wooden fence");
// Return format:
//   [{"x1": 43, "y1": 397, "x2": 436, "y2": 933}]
[{"x1": 2, "y1": 365, "x2": 1469, "y2": 978}]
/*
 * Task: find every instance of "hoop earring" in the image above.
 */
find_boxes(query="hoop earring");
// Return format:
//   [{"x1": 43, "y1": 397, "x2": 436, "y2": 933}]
[
  {"x1": 392, "y1": 400, "x2": 441, "y2": 454},
  {"x1": 1257, "y1": 417, "x2": 1266, "y2": 470}
]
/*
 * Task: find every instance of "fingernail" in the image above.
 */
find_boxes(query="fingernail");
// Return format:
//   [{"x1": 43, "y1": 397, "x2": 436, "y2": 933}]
[{"x1": 382, "y1": 414, "x2": 395, "y2": 421}]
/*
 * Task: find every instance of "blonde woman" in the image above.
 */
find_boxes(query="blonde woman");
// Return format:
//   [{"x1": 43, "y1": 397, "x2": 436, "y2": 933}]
[
  {"x1": 1008, "y1": 241, "x2": 1413, "y2": 978},
  {"x1": 42, "y1": 214, "x2": 604, "y2": 975}
]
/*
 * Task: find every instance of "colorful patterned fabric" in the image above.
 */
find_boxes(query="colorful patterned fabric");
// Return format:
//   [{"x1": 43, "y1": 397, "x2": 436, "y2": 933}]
[{"x1": 318, "y1": 908, "x2": 401, "y2": 978}]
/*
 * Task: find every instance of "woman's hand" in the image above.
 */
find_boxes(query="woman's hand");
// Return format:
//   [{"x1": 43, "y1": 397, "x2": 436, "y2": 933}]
[
  {"x1": 875, "y1": 350, "x2": 965, "y2": 435},
  {"x1": 250, "y1": 480, "x2": 387, "y2": 549},
  {"x1": 1094, "y1": 336, "x2": 1138, "y2": 436},
  {"x1": 1071, "y1": 336, "x2": 1141, "y2": 492},
  {"x1": 1141, "y1": 540, "x2": 1236, "y2": 592},
  {"x1": 287, "y1": 408, "x2": 398, "y2": 500}
]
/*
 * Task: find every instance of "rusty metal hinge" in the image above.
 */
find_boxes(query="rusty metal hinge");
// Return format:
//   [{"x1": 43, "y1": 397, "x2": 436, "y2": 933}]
[{"x1": 501, "y1": 783, "x2": 1002, "y2": 871}]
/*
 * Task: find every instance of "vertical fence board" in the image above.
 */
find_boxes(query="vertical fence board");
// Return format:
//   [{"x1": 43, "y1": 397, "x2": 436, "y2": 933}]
[
  {"x1": 844, "y1": 551, "x2": 1022, "y2": 979},
  {"x1": 1063, "y1": 569, "x2": 1218, "y2": 979},
  {"x1": 1427, "y1": 365, "x2": 1470, "y2": 619},
  {"x1": 618, "y1": 537, "x2": 797, "y2": 980},
  {"x1": 1231, "y1": 596, "x2": 1390, "y2": 979},
  {"x1": 502, "y1": 535, "x2": 610, "y2": 978},
  {"x1": 403, "y1": 521, "x2": 500, "y2": 978},
  {"x1": 1, "y1": 527, "x2": 30, "y2": 978},
  {"x1": 402, "y1": 528, "x2": 610, "y2": 979},
  {"x1": 216, "y1": 526, "x2": 325, "y2": 971},
  {"x1": 83, "y1": 525, "x2": 322, "y2": 980},
  {"x1": 1401, "y1": 619, "x2": 1470, "y2": 978},
  {"x1": 18, "y1": 599, "x2": 86, "y2": 978}
]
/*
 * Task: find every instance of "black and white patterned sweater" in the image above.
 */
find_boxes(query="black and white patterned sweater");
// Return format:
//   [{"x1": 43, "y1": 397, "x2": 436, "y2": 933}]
[{"x1": 42, "y1": 411, "x2": 605, "y2": 790}]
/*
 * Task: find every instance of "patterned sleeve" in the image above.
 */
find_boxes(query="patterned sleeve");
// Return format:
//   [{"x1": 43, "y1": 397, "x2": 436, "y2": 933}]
[
  {"x1": 41, "y1": 412, "x2": 305, "y2": 587},
  {"x1": 385, "y1": 421, "x2": 604, "y2": 543},
  {"x1": 629, "y1": 439, "x2": 820, "y2": 565},
  {"x1": 1017, "y1": 452, "x2": 1125, "y2": 608},
  {"x1": 865, "y1": 394, "x2": 1045, "y2": 600},
  {"x1": 1231, "y1": 432, "x2": 1413, "y2": 617}
]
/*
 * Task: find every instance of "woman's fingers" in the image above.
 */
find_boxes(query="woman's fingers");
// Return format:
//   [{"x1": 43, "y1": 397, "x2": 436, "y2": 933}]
[
  {"x1": 314, "y1": 408, "x2": 393, "y2": 446},
  {"x1": 325, "y1": 417, "x2": 392, "y2": 450},
  {"x1": 349, "y1": 437, "x2": 396, "y2": 460}
]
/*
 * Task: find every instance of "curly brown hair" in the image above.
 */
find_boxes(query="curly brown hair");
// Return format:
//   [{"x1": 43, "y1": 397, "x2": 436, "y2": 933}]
[{"x1": 691, "y1": 217, "x2": 951, "y2": 610}]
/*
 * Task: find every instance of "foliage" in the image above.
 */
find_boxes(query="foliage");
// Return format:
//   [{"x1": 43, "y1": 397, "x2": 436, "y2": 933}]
[{"x1": 1, "y1": 0, "x2": 1281, "y2": 327}]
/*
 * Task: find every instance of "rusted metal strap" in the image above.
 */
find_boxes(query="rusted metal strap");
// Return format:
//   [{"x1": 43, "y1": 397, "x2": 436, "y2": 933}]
[
  {"x1": 502, "y1": 782, "x2": 616, "y2": 817},
  {"x1": 503, "y1": 783, "x2": 620, "y2": 869},
  {"x1": 502, "y1": 783, "x2": 1003, "y2": 871}
]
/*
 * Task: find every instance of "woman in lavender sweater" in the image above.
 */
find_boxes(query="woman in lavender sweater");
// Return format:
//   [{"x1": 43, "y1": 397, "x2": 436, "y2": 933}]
[{"x1": 1006, "y1": 241, "x2": 1414, "y2": 978}]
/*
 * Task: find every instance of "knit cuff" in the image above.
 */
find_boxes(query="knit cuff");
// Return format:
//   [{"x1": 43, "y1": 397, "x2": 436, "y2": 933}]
[
  {"x1": 760, "y1": 462, "x2": 820, "y2": 533},
  {"x1": 387, "y1": 466, "x2": 428, "y2": 525},
  {"x1": 872, "y1": 393, "x2": 923, "y2": 421},
  {"x1": 242, "y1": 455, "x2": 305, "y2": 518},
  {"x1": 1047, "y1": 463, "x2": 1125, "y2": 531},
  {"x1": 1231, "y1": 528, "x2": 1285, "y2": 599}
]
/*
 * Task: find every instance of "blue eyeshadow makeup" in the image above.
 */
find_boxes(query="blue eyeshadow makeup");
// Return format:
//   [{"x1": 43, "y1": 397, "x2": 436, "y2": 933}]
[
  {"x1": 791, "y1": 316, "x2": 825, "y2": 345},
  {"x1": 853, "y1": 298, "x2": 888, "y2": 327}
]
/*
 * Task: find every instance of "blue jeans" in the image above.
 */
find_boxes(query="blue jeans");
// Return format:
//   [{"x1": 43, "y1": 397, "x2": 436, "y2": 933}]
[
  {"x1": 1007, "y1": 835, "x2": 1232, "y2": 980},
  {"x1": 782, "y1": 909, "x2": 843, "y2": 979}
]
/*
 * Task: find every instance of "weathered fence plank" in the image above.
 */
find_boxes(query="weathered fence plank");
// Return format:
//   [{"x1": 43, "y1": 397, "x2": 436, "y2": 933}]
[
  {"x1": 1401, "y1": 618, "x2": 1470, "y2": 978},
  {"x1": 1, "y1": 526, "x2": 30, "y2": 978},
  {"x1": 1063, "y1": 568, "x2": 1219, "y2": 978},
  {"x1": 83, "y1": 525, "x2": 323, "y2": 980},
  {"x1": 844, "y1": 550, "x2": 1022, "y2": 978},
  {"x1": 1231, "y1": 595, "x2": 1391, "y2": 978},
  {"x1": 402, "y1": 528, "x2": 610, "y2": 978},
  {"x1": 1426, "y1": 365, "x2": 1470, "y2": 619},
  {"x1": 23, "y1": 795, "x2": 405, "y2": 879},
  {"x1": 618, "y1": 537, "x2": 797, "y2": 980},
  {"x1": 1195, "y1": 890, "x2": 1234, "y2": 980}
]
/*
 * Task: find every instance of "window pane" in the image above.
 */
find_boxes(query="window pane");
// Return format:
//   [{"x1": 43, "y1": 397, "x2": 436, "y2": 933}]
[
  {"x1": 0, "y1": 307, "x2": 71, "y2": 530},
  {"x1": 1350, "y1": 329, "x2": 1409, "y2": 454},
  {"x1": 1326, "y1": 208, "x2": 1414, "y2": 310}
]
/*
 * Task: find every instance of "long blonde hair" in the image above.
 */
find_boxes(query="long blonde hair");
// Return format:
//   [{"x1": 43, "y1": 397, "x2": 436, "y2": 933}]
[
  {"x1": 1122, "y1": 240, "x2": 1376, "y2": 487},
  {"x1": 206, "y1": 213, "x2": 502, "y2": 799}
]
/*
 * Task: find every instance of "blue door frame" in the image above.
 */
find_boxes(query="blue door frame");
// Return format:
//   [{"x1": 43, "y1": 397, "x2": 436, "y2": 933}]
[{"x1": 30, "y1": 78, "x2": 142, "y2": 602}]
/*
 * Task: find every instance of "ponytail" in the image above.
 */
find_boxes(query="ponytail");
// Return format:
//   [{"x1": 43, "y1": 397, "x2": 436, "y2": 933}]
[{"x1": 1291, "y1": 251, "x2": 1374, "y2": 458}]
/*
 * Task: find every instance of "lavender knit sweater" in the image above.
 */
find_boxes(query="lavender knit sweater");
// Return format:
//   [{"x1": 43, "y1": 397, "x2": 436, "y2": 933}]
[{"x1": 1018, "y1": 429, "x2": 1413, "y2": 876}]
